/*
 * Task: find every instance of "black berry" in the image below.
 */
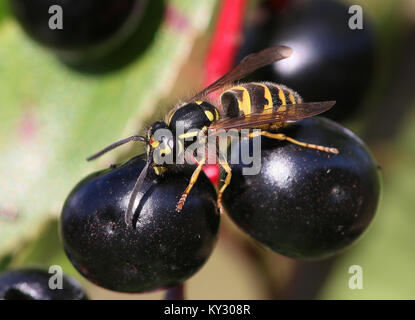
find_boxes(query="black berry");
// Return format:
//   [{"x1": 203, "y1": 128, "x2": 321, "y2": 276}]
[
  {"x1": 238, "y1": 0, "x2": 375, "y2": 120},
  {"x1": 0, "y1": 269, "x2": 88, "y2": 300},
  {"x1": 60, "y1": 154, "x2": 219, "y2": 293},
  {"x1": 9, "y1": 0, "x2": 146, "y2": 58},
  {"x1": 222, "y1": 117, "x2": 381, "y2": 259}
]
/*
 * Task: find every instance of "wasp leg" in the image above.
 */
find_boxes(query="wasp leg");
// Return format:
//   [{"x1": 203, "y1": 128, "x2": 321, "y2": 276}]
[
  {"x1": 217, "y1": 152, "x2": 232, "y2": 215},
  {"x1": 176, "y1": 157, "x2": 206, "y2": 212},
  {"x1": 249, "y1": 131, "x2": 339, "y2": 154}
]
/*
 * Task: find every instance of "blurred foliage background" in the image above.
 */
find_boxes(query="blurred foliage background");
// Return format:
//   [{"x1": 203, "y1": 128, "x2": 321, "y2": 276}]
[{"x1": 0, "y1": 0, "x2": 414, "y2": 299}]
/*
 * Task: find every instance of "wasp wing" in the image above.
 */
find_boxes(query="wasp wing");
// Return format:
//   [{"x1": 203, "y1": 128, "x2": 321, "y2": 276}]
[
  {"x1": 189, "y1": 46, "x2": 293, "y2": 102},
  {"x1": 209, "y1": 101, "x2": 336, "y2": 131}
]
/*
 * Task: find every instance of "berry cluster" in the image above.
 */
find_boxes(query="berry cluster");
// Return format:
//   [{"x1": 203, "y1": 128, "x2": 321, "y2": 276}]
[{"x1": 60, "y1": 117, "x2": 380, "y2": 292}]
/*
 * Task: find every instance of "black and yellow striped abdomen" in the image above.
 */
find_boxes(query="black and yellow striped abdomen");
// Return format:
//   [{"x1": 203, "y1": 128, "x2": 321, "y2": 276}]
[{"x1": 220, "y1": 82, "x2": 303, "y2": 118}]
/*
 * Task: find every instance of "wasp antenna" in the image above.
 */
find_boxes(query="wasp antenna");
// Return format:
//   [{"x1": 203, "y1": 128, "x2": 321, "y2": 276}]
[
  {"x1": 131, "y1": 177, "x2": 157, "y2": 228},
  {"x1": 125, "y1": 156, "x2": 152, "y2": 228},
  {"x1": 86, "y1": 135, "x2": 147, "y2": 161}
]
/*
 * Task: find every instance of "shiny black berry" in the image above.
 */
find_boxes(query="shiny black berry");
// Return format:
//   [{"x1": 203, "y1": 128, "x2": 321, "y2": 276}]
[
  {"x1": 9, "y1": 0, "x2": 146, "y2": 59},
  {"x1": 222, "y1": 117, "x2": 381, "y2": 259},
  {"x1": 238, "y1": 0, "x2": 375, "y2": 120},
  {"x1": 0, "y1": 269, "x2": 88, "y2": 300},
  {"x1": 60, "y1": 154, "x2": 219, "y2": 293}
]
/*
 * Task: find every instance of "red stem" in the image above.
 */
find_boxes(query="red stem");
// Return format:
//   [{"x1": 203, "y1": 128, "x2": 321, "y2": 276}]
[
  {"x1": 205, "y1": 0, "x2": 248, "y2": 90},
  {"x1": 202, "y1": 0, "x2": 248, "y2": 186}
]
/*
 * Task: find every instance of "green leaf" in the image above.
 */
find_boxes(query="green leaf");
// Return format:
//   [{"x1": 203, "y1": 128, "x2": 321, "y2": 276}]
[
  {"x1": 13, "y1": 219, "x2": 81, "y2": 280},
  {"x1": 0, "y1": 0, "x2": 217, "y2": 259},
  {"x1": 0, "y1": 1, "x2": 9, "y2": 25},
  {"x1": 0, "y1": 254, "x2": 13, "y2": 273}
]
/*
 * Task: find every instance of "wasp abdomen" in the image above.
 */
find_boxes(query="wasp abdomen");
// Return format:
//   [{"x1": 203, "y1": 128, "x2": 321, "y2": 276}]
[{"x1": 220, "y1": 82, "x2": 302, "y2": 118}]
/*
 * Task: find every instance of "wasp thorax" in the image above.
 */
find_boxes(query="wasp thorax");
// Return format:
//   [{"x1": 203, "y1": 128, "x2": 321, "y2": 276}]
[{"x1": 168, "y1": 102, "x2": 219, "y2": 134}]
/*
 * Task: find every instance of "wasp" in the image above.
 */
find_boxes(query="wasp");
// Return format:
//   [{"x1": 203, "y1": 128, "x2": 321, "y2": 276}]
[{"x1": 87, "y1": 46, "x2": 339, "y2": 227}]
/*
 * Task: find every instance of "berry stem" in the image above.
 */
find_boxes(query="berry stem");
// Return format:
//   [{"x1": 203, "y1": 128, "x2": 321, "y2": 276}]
[
  {"x1": 164, "y1": 283, "x2": 185, "y2": 300},
  {"x1": 267, "y1": 0, "x2": 290, "y2": 12}
]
